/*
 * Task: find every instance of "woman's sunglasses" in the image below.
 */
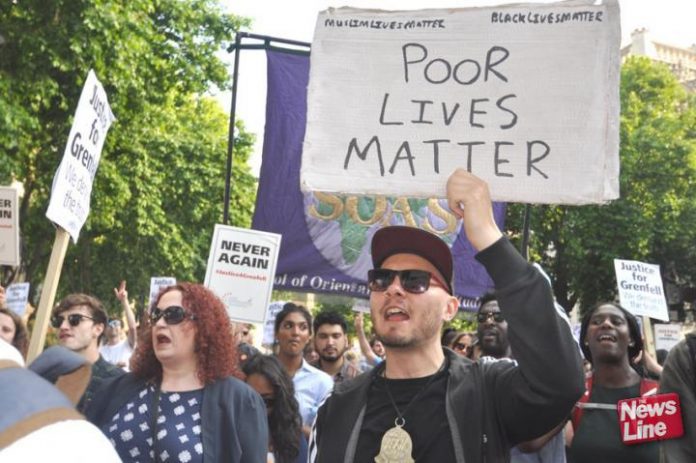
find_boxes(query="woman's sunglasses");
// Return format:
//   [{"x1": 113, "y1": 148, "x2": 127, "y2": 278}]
[
  {"x1": 367, "y1": 269, "x2": 449, "y2": 294},
  {"x1": 51, "y1": 313, "x2": 95, "y2": 328},
  {"x1": 150, "y1": 306, "x2": 196, "y2": 325}
]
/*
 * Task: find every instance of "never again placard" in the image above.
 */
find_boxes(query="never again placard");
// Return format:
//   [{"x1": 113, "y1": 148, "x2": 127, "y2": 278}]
[
  {"x1": 301, "y1": 0, "x2": 620, "y2": 204},
  {"x1": 204, "y1": 225, "x2": 281, "y2": 324}
]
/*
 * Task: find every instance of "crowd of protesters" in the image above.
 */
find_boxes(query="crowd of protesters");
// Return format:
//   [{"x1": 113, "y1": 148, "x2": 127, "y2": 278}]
[{"x1": 1, "y1": 170, "x2": 695, "y2": 462}]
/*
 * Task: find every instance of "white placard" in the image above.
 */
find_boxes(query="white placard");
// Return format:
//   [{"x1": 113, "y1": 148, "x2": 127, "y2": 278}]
[
  {"x1": 614, "y1": 259, "x2": 669, "y2": 321},
  {"x1": 301, "y1": 0, "x2": 620, "y2": 204},
  {"x1": 204, "y1": 225, "x2": 282, "y2": 324},
  {"x1": 653, "y1": 323, "x2": 684, "y2": 352},
  {"x1": 0, "y1": 187, "x2": 20, "y2": 266},
  {"x1": 5, "y1": 282, "x2": 30, "y2": 316},
  {"x1": 149, "y1": 277, "x2": 176, "y2": 309},
  {"x1": 352, "y1": 299, "x2": 371, "y2": 314},
  {"x1": 262, "y1": 301, "x2": 287, "y2": 346},
  {"x1": 46, "y1": 70, "x2": 115, "y2": 242}
]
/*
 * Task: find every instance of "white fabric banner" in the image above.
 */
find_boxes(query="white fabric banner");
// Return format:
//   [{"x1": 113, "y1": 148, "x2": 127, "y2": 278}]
[
  {"x1": 46, "y1": 70, "x2": 115, "y2": 241},
  {"x1": 301, "y1": 0, "x2": 620, "y2": 204},
  {"x1": 204, "y1": 225, "x2": 282, "y2": 324},
  {"x1": 0, "y1": 187, "x2": 20, "y2": 266},
  {"x1": 614, "y1": 259, "x2": 669, "y2": 322}
]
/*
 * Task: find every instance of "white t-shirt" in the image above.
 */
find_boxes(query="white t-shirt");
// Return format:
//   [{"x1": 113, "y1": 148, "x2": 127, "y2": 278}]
[{"x1": 99, "y1": 339, "x2": 133, "y2": 370}]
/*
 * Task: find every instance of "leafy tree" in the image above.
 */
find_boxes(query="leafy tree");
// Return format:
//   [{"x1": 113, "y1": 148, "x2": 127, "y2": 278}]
[
  {"x1": 0, "y1": 0, "x2": 256, "y2": 315},
  {"x1": 508, "y1": 57, "x2": 696, "y2": 315}
]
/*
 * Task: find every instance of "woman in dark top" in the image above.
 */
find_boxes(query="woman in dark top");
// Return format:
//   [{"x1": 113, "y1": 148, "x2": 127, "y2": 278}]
[
  {"x1": 87, "y1": 283, "x2": 268, "y2": 463},
  {"x1": 568, "y1": 302, "x2": 659, "y2": 463},
  {"x1": 243, "y1": 355, "x2": 307, "y2": 463}
]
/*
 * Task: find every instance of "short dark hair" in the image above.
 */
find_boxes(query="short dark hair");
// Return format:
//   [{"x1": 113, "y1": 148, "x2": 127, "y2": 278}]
[
  {"x1": 477, "y1": 291, "x2": 498, "y2": 312},
  {"x1": 579, "y1": 302, "x2": 643, "y2": 363},
  {"x1": 313, "y1": 311, "x2": 347, "y2": 334},
  {"x1": 274, "y1": 302, "x2": 313, "y2": 335},
  {"x1": 54, "y1": 293, "x2": 108, "y2": 343}
]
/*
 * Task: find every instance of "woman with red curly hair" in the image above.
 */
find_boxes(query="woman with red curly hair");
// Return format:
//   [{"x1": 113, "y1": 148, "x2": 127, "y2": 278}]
[{"x1": 86, "y1": 283, "x2": 268, "y2": 463}]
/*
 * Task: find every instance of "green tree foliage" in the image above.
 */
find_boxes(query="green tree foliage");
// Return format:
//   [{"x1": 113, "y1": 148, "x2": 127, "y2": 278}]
[
  {"x1": 508, "y1": 57, "x2": 696, "y2": 314},
  {"x1": 0, "y1": 1, "x2": 256, "y2": 314}
]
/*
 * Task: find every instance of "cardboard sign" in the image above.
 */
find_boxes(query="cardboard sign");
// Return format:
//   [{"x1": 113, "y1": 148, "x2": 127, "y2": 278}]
[
  {"x1": 148, "y1": 277, "x2": 176, "y2": 309},
  {"x1": 262, "y1": 301, "x2": 287, "y2": 346},
  {"x1": 614, "y1": 259, "x2": 669, "y2": 321},
  {"x1": 0, "y1": 187, "x2": 20, "y2": 266},
  {"x1": 204, "y1": 225, "x2": 281, "y2": 324},
  {"x1": 301, "y1": 0, "x2": 620, "y2": 204},
  {"x1": 5, "y1": 282, "x2": 30, "y2": 316},
  {"x1": 45, "y1": 70, "x2": 115, "y2": 242},
  {"x1": 618, "y1": 393, "x2": 683, "y2": 445},
  {"x1": 654, "y1": 324, "x2": 684, "y2": 352}
]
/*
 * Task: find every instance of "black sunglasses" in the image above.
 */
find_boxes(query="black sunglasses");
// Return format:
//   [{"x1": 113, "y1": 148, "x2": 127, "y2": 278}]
[
  {"x1": 150, "y1": 306, "x2": 196, "y2": 325},
  {"x1": 367, "y1": 269, "x2": 449, "y2": 294},
  {"x1": 477, "y1": 312, "x2": 505, "y2": 323},
  {"x1": 51, "y1": 313, "x2": 95, "y2": 328},
  {"x1": 453, "y1": 343, "x2": 469, "y2": 351}
]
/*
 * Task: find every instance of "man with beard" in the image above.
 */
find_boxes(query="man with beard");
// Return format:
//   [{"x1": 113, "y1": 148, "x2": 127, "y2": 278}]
[
  {"x1": 476, "y1": 293, "x2": 568, "y2": 463},
  {"x1": 308, "y1": 169, "x2": 584, "y2": 463},
  {"x1": 312, "y1": 311, "x2": 363, "y2": 383},
  {"x1": 476, "y1": 293, "x2": 511, "y2": 360}
]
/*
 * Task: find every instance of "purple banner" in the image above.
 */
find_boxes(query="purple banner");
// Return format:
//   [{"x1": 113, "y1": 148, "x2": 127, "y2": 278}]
[{"x1": 251, "y1": 50, "x2": 505, "y2": 311}]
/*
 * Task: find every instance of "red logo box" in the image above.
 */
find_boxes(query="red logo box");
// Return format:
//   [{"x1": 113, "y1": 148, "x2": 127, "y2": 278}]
[{"x1": 618, "y1": 393, "x2": 684, "y2": 445}]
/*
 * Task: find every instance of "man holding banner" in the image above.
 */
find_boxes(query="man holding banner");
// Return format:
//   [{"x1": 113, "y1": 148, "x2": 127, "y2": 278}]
[{"x1": 308, "y1": 169, "x2": 584, "y2": 462}]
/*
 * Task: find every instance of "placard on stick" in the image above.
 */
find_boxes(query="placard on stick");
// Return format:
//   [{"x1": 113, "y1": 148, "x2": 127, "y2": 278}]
[
  {"x1": 0, "y1": 186, "x2": 20, "y2": 266},
  {"x1": 301, "y1": 0, "x2": 620, "y2": 204},
  {"x1": 204, "y1": 225, "x2": 282, "y2": 324},
  {"x1": 29, "y1": 70, "x2": 115, "y2": 361},
  {"x1": 614, "y1": 259, "x2": 669, "y2": 321},
  {"x1": 6, "y1": 282, "x2": 30, "y2": 317}
]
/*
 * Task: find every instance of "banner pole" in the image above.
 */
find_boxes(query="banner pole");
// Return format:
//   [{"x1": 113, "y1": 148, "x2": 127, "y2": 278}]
[
  {"x1": 26, "y1": 227, "x2": 71, "y2": 362},
  {"x1": 642, "y1": 315, "x2": 657, "y2": 359},
  {"x1": 520, "y1": 204, "x2": 532, "y2": 261}
]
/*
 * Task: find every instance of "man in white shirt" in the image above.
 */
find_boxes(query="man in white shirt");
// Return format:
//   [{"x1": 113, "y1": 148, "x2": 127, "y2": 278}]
[{"x1": 99, "y1": 280, "x2": 136, "y2": 370}]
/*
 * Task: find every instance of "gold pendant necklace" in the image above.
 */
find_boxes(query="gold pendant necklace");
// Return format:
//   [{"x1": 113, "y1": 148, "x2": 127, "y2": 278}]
[{"x1": 375, "y1": 417, "x2": 415, "y2": 463}]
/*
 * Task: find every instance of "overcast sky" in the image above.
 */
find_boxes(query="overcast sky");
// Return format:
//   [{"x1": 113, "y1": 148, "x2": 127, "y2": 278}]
[{"x1": 219, "y1": 0, "x2": 696, "y2": 174}]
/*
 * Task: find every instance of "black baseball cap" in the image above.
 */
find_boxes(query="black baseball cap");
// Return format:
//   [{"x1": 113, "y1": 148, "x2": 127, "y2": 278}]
[{"x1": 371, "y1": 226, "x2": 454, "y2": 294}]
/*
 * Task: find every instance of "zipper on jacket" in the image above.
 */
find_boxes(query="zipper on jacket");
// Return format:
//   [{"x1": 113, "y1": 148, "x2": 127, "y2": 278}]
[{"x1": 481, "y1": 433, "x2": 488, "y2": 463}]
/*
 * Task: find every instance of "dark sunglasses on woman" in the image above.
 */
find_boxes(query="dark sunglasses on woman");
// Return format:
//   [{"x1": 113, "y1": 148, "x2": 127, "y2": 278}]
[
  {"x1": 367, "y1": 269, "x2": 449, "y2": 294},
  {"x1": 150, "y1": 305, "x2": 196, "y2": 325},
  {"x1": 50, "y1": 313, "x2": 95, "y2": 328}
]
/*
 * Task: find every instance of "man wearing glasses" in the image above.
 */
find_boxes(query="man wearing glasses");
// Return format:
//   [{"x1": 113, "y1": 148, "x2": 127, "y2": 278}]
[
  {"x1": 51, "y1": 293, "x2": 123, "y2": 412},
  {"x1": 309, "y1": 169, "x2": 584, "y2": 463},
  {"x1": 476, "y1": 293, "x2": 512, "y2": 360}
]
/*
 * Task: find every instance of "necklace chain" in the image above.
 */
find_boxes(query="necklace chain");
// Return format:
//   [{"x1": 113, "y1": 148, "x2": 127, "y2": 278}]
[{"x1": 381, "y1": 359, "x2": 447, "y2": 426}]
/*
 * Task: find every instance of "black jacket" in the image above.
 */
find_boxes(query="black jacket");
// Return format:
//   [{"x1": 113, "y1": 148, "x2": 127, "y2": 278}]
[
  {"x1": 86, "y1": 373, "x2": 269, "y2": 463},
  {"x1": 309, "y1": 238, "x2": 585, "y2": 463}
]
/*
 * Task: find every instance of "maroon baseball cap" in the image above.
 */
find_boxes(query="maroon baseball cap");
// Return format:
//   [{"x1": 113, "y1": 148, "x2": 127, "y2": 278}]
[{"x1": 371, "y1": 226, "x2": 454, "y2": 294}]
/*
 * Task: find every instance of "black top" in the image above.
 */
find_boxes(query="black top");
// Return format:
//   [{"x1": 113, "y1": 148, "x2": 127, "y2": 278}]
[
  {"x1": 568, "y1": 383, "x2": 659, "y2": 463},
  {"x1": 355, "y1": 365, "x2": 455, "y2": 462},
  {"x1": 79, "y1": 355, "x2": 125, "y2": 413}
]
